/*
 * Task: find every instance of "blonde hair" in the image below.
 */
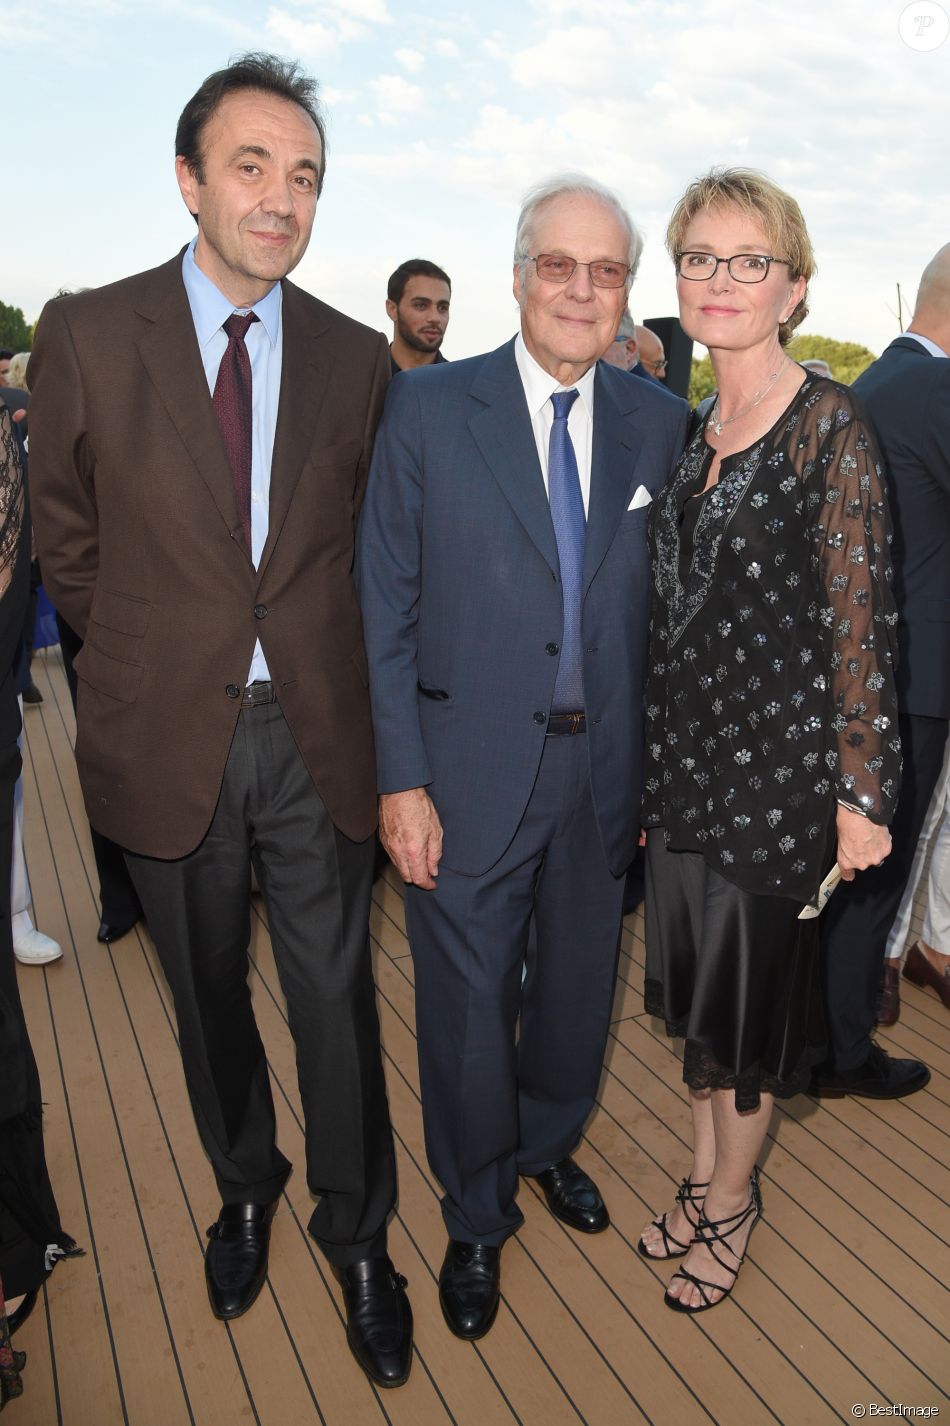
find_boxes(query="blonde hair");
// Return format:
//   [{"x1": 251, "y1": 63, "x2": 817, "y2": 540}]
[
  {"x1": 666, "y1": 167, "x2": 815, "y2": 345},
  {"x1": 6, "y1": 352, "x2": 30, "y2": 390}
]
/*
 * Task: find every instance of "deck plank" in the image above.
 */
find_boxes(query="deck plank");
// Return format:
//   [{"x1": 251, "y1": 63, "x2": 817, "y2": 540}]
[{"x1": 11, "y1": 647, "x2": 950, "y2": 1426}]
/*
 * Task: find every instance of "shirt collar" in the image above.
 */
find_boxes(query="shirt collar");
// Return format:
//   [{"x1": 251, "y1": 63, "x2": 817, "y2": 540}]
[
  {"x1": 181, "y1": 237, "x2": 282, "y2": 350},
  {"x1": 514, "y1": 331, "x2": 596, "y2": 419},
  {"x1": 904, "y1": 331, "x2": 948, "y2": 360}
]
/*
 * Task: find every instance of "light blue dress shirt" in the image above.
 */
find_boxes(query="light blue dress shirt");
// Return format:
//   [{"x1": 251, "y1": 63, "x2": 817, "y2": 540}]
[{"x1": 181, "y1": 237, "x2": 282, "y2": 683}]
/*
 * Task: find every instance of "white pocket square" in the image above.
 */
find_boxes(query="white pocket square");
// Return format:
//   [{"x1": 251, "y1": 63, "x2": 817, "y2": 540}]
[{"x1": 627, "y1": 485, "x2": 652, "y2": 511}]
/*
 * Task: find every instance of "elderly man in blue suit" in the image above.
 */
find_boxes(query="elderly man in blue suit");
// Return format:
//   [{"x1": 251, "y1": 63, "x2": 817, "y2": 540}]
[{"x1": 358, "y1": 173, "x2": 688, "y2": 1339}]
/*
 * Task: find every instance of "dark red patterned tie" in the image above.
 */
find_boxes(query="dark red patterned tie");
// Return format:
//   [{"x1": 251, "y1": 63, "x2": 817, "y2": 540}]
[{"x1": 213, "y1": 312, "x2": 258, "y2": 552}]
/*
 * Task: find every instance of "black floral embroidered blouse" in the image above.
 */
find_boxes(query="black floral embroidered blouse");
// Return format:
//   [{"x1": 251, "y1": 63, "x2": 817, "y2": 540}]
[{"x1": 642, "y1": 374, "x2": 901, "y2": 903}]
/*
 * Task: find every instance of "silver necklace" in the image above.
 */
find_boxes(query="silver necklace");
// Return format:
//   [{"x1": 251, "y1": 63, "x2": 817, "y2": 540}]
[{"x1": 708, "y1": 356, "x2": 790, "y2": 436}]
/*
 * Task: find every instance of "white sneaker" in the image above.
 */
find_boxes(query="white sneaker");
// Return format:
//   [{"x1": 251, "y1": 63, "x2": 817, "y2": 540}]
[{"x1": 13, "y1": 924, "x2": 63, "y2": 965}]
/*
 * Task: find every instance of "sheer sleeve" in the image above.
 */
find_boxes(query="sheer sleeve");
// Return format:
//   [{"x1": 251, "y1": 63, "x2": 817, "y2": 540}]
[
  {"x1": 803, "y1": 385, "x2": 900, "y2": 824},
  {"x1": 0, "y1": 407, "x2": 25, "y2": 599}
]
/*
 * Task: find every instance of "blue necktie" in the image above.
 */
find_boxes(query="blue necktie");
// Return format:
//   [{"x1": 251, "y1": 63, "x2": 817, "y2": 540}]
[{"x1": 548, "y1": 389, "x2": 586, "y2": 712}]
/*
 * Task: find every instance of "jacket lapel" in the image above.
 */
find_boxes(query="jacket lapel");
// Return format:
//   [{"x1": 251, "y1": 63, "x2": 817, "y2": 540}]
[
  {"x1": 467, "y1": 340, "x2": 559, "y2": 579},
  {"x1": 583, "y1": 367, "x2": 644, "y2": 595},
  {"x1": 134, "y1": 254, "x2": 250, "y2": 560},
  {"x1": 256, "y1": 282, "x2": 332, "y2": 581}
]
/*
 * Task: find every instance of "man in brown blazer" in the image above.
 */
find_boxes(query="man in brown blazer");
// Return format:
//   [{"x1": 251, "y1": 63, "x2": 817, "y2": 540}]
[{"x1": 28, "y1": 54, "x2": 412, "y2": 1388}]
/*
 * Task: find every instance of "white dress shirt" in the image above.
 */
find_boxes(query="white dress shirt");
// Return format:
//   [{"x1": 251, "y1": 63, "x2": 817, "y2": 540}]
[
  {"x1": 906, "y1": 331, "x2": 948, "y2": 359},
  {"x1": 181, "y1": 238, "x2": 282, "y2": 683},
  {"x1": 514, "y1": 332, "x2": 595, "y2": 516}
]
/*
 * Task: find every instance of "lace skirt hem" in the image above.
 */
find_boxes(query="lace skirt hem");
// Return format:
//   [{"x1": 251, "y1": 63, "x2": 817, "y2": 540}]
[{"x1": 645, "y1": 978, "x2": 822, "y2": 1112}]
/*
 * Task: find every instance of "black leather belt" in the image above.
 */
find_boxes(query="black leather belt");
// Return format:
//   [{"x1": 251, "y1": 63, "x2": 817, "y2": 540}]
[
  {"x1": 242, "y1": 680, "x2": 277, "y2": 708},
  {"x1": 546, "y1": 711, "x2": 586, "y2": 736}
]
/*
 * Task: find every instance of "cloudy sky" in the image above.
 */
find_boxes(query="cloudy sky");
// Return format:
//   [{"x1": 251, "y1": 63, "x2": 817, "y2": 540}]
[{"x1": 6, "y1": 0, "x2": 950, "y2": 360}]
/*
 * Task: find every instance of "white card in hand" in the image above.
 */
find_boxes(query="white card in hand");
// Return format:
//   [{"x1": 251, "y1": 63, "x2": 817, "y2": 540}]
[
  {"x1": 798, "y1": 863, "x2": 843, "y2": 919},
  {"x1": 627, "y1": 485, "x2": 652, "y2": 511}
]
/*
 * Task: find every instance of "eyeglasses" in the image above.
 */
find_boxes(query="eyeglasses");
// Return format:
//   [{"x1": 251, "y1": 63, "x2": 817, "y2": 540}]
[
  {"x1": 644, "y1": 358, "x2": 668, "y2": 375},
  {"x1": 528, "y1": 254, "x2": 631, "y2": 289},
  {"x1": 676, "y1": 252, "x2": 792, "y2": 284}
]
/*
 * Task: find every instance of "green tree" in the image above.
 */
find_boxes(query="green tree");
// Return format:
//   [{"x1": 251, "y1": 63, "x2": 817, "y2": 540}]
[
  {"x1": 688, "y1": 333, "x2": 879, "y2": 405},
  {"x1": 785, "y1": 334, "x2": 877, "y2": 385},
  {"x1": 0, "y1": 300, "x2": 32, "y2": 352},
  {"x1": 688, "y1": 354, "x2": 716, "y2": 405}
]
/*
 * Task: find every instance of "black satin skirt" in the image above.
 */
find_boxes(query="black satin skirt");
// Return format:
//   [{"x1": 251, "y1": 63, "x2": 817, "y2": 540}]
[{"x1": 643, "y1": 831, "x2": 826, "y2": 1112}]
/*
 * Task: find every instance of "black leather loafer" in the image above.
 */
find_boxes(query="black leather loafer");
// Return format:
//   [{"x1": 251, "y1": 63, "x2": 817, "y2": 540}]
[
  {"x1": 339, "y1": 1256, "x2": 413, "y2": 1388},
  {"x1": 7, "y1": 1290, "x2": 38, "y2": 1336},
  {"x1": 204, "y1": 1201, "x2": 276, "y2": 1320},
  {"x1": 438, "y1": 1240, "x2": 501, "y2": 1340},
  {"x1": 97, "y1": 916, "x2": 141, "y2": 944},
  {"x1": 530, "y1": 1156, "x2": 609, "y2": 1233},
  {"x1": 810, "y1": 1043, "x2": 930, "y2": 1100}
]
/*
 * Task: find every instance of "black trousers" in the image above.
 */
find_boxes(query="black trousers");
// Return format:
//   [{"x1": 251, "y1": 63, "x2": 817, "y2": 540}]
[
  {"x1": 407, "y1": 732, "x2": 625, "y2": 1246},
  {"x1": 56, "y1": 615, "x2": 142, "y2": 926},
  {"x1": 820, "y1": 711, "x2": 949, "y2": 1071},
  {"x1": 125, "y1": 702, "x2": 396, "y2": 1268}
]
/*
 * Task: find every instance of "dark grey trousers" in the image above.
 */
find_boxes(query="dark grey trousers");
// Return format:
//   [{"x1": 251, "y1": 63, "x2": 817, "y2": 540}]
[
  {"x1": 407, "y1": 732, "x2": 625, "y2": 1246},
  {"x1": 126, "y1": 702, "x2": 396, "y2": 1268}
]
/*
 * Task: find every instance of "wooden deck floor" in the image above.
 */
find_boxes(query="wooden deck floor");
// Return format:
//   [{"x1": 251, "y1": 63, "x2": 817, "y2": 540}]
[{"x1": 11, "y1": 645, "x2": 950, "y2": 1426}]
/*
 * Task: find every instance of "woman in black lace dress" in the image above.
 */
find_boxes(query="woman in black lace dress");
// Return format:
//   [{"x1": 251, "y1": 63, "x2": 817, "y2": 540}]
[{"x1": 637, "y1": 170, "x2": 900, "y2": 1313}]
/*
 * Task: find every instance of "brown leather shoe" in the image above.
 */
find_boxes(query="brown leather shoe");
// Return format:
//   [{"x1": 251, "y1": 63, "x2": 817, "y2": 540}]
[
  {"x1": 903, "y1": 940, "x2": 950, "y2": 1011},
  {"x1": 876, "y1": 960, "x2": 901, "y2": 1026}
]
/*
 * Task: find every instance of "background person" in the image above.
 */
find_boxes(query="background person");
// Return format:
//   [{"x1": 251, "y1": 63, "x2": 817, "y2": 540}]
[
  {"x1": 879, "y1": 741, "x2": 950, "y2": 1020},
  {"x1": 813, "y1": 244, "x2": 950, "y2": 1095},
  {"x1": 601, "y1": 308, "x2": 639, "y2": 370},
  {"x1": 386, "y1": 258, "x2": 451, "y2": 373},
  {"x1": 0, "y1": 406, "x2": 80, "y2": 1373},
  {"x1": 635, "y1": 324, "x2": 667, "y2": 381},
  {"x1": 639, "y1": 168, "x2": 900, "y2": 1314}
]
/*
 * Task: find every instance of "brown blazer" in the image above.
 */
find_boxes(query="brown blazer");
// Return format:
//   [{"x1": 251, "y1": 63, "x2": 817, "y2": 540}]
[{"x1": 28, "y1": 251, "x2": 389, "y2": 859}]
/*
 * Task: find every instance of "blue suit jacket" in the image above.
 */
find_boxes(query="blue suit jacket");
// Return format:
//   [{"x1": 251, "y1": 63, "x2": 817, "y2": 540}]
[
  {"x1": 357, "y1": 338, "x2": 689, "y2": 876},
  {"x1": 852, "y1": 335, "x2": 950, "y2": 719}
]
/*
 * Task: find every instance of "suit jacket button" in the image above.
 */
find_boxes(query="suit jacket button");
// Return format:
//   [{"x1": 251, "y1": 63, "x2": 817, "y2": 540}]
[
  {"x1": 226, "y1": 684, "x2": 241, "y2": 699},
  {"x1": 533, "y1": 711, "x2": 546, "y2": 724},
  {"x1": 545, "y1": 642, "x2": 559, "y2": 655},
  {"x1": 254, "y1": 604, "x2": 268, "y2": 619}
]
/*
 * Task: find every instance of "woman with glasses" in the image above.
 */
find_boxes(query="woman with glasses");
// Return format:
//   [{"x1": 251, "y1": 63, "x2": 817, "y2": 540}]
[{"x1": 637, "y1": 169, "x2": 900, "y2": 1312}]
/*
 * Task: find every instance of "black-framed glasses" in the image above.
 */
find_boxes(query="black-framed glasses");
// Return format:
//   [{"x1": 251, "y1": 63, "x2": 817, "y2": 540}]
[
  {"x1": 528, "y1": 253, "x2": 631, "y2": 288},
  {"x1": 676, "y1": 252, "x2": 792, "y2": 284},
  {"x1": 644, "y1": 357, "x2": 668, "y2": 375}
]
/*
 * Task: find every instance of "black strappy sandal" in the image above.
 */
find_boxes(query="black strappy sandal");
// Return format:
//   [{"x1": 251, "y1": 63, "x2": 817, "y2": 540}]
[
  {"x1": 663, "y1": 1167, "x2": 762, "y2": 1313},
  {"x1": 637, "y1": 1176, "x2": 710, "y2": 1260}
]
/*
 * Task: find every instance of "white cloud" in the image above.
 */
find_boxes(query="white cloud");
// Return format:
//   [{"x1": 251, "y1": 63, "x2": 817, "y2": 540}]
[
  {"x1": 434, "y1": 38, "x2": 460, "y2": 58},
  {"x1": 370, "y1": 73, "x2": 424, "y2": 117},
  {"x1": 265, "y1": 0, "x2": 393, "y2": 57},
  {"x1": 266, "y1": 8, "x2": 344, "y2": 57},
  {"x1": 509, "y1": 26, "x2": 619, "y2": 90},
  {"x1": 395, "y1": 46, "x2": 425, "y2": 72},
  {"x1": 277, "y1": 0, "x2": 391, "y2": 19}
]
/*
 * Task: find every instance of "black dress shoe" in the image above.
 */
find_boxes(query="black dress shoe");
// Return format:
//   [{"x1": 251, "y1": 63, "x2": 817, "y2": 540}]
[
  {"x1": 7, "y1": 1290, "x2": 38, "y2": 1336},
  {"x1": 97, "y1": 916, "x2": 141, "y2": 944},
  {"x1": 810, "y1": 1042, "x2": 930, "y2": 1100},
  {"x1": 530, "y1": 1156, "x2": 609, "y2": 1233},
  {"x1": 205, "y1": 1201, "x2": 276, "y2": 1320},
  {"x1": 338, "y1": 1256, "x2": 412, "y2": 1388},
  {"x1": 438, "y1": 1241, "x2": 501, "y2": 1340}
]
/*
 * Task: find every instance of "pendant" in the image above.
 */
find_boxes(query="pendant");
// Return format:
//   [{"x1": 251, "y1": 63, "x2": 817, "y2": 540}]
[{"x1": 713, "y1": 419, "x2": 722, "y2": 436}]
